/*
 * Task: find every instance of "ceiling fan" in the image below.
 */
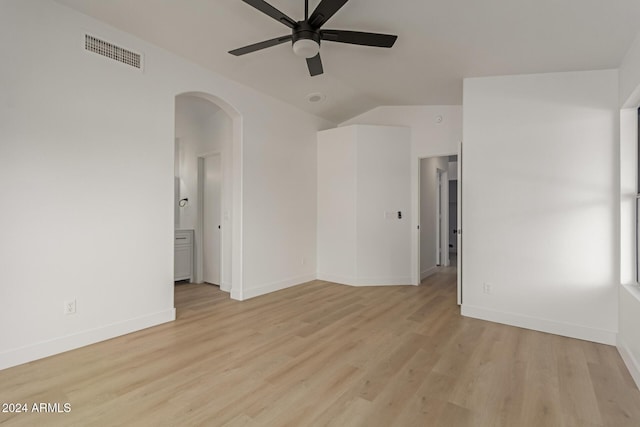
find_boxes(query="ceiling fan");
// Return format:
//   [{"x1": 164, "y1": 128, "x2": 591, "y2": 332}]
[{"x1": 229, "y1": 0, "x2": 398, "y2": 76}]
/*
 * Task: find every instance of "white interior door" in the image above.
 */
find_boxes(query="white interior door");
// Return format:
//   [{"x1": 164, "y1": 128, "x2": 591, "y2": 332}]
[
  {"x1": 203, "y1": 154, "x2": 221, "y2": 285},
  {"x1": 441, "y1": 170, "x2": 449, "y2": 267}
]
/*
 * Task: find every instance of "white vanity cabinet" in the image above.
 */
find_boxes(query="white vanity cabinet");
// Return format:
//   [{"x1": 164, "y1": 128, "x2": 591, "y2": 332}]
[{"x1": 174, "y1": 229, "x2": 194, "y2": 282}]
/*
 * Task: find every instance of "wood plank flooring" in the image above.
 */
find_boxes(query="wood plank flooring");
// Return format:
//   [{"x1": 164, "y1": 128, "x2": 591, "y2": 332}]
[{"x1": 1, "y1": 269, "x2": 639, "y2": 426}]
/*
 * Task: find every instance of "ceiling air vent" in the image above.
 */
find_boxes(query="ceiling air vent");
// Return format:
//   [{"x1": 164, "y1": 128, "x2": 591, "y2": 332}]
[{"x1": 85, "y1": 34, "x2": 142, "y2": 70}]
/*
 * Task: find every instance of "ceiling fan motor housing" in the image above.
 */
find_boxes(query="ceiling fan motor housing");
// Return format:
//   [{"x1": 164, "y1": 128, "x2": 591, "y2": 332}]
[{"x1": 292, "y1": 21, "x2": 321, "y2": 57}]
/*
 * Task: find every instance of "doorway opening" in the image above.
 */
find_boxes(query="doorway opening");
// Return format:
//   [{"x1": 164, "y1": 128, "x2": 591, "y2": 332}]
[
  {"x1": 173, "y1": 92, "x2": 243, "y2": 301},
  {"x1": 417, "y1": 153, "x2": 461, "y2": 304}
]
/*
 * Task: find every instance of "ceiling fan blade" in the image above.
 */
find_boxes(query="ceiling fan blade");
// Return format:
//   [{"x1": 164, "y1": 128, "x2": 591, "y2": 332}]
[
  {"x1": 308, "y1": 0, "x2": 349, "y2": 28},
  {"x1": 321, "y1": 30, "x2": 397, "y2": 48},
  {"x1": 242, "y1": 0, "x2": 297, "y2": 29},
  {"x1": 229, "y1": 35, "x2": 293, "y2": 56},
  {"x1": 306, "y1": 54, "x2": 324, "y2": 76}
]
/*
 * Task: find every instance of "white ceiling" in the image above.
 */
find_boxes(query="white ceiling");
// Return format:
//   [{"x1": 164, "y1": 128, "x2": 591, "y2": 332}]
[{"x1": 56, "y1": 0, "x2": 640, "y2": 123}]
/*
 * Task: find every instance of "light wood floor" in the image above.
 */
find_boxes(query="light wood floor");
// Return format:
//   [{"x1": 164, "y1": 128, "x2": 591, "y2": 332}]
[{"x1": 1, "y1": 269, "x2": 639, "y2": 426}]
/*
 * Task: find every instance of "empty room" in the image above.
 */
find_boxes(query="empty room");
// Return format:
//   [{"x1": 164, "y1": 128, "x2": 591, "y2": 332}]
[{"x1": 2, "y1": 0, "x2": 640, "y2": 426}]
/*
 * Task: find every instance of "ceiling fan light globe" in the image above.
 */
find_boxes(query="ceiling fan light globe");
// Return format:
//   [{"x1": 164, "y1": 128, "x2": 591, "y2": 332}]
[{"x1": 293, "y1": 39, "x2": 320, "y2": 58}]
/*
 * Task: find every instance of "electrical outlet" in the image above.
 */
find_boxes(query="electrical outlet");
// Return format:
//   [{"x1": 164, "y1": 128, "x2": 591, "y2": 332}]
[
  {"x1": 482, "y1": 283, "x2": 492, "y2": 295},
  {"x1": 64, "y1": 299, "x2": 76, "y2": 315}
]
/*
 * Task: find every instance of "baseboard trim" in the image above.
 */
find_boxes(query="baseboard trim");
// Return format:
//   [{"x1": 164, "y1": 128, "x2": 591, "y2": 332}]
[
  {"x1": 220, "y1": 281, "x2": 231, "y2": 293},
  {"x1": 317, "y1": 273, "x2": 357, "y2": 285},
  {"x1": 421, "y1": 266, "x2": 438, "y2": 280},
  {"x1": 230, "y1": 287, "x2": 243, "y2": 301},
  {"x1": 239, "y1": 274, "x2": 317, "y2": 301},
  {"x1": 618, "y1": 337, "x2": 640, "y2": 390},
  {"x1": 0, "y1": 309, "x2": 175, "y2": 371},
  {"x1": 461, "y1": 304, "x2": 616, "y2": 345},
  {"x1": 317, "y1": 273, "x2": 412, "y2": 287},
  {"x1": 351, "y1": 277, "x2": 412, "y2": 286}
]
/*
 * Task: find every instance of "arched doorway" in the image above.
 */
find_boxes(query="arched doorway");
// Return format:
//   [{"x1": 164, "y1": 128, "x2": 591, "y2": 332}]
[{"x1": 174, "y1": 92, "x2": 243, "y2": 299}]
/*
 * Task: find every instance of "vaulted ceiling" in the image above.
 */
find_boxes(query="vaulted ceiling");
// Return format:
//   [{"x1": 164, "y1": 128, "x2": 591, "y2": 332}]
[{"x1": 56, "y1": 0, "x2": 640, "y2": 123}]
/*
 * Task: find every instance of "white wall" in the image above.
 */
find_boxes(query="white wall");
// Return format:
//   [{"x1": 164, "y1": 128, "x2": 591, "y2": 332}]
[
  {"x1": 620, "y1": 31, "x2": 640, "y2": 109},
  {"x1": 420, "y1": 157, "x2": 450, "y2": 278},
  {"x1": 0, "y1": 0, "x2": 333, "y2": 370},
  {"x1": 317, "y1": 125, "x2": 412, "y2": 285},
  {"x1": 618, "y1": 32, "x2": 640, "y2": 388},
  {"x1": 356, "y1": 126, "x2": 412, "y2": 284},
  {"x1": 341, "y1": 106, "x2": 461, "y2": 285},
  {"x1": 462, "y1": 70, "x2": 619, "y2": 345},
  {"x1": 317, "y1": 127, "x2": 358, "y2": 283},
  {"x1": 241, "y1": 108, "x2": 329, "y2": 298}
]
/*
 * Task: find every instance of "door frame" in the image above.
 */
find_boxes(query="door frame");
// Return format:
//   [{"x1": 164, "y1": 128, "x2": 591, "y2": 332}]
[
  {"x1": 436, "y1": 167, "x2": 449, "y2": 268},
  {"x1": 413, "y1": 148, "x2": 462, "y2": 305}
]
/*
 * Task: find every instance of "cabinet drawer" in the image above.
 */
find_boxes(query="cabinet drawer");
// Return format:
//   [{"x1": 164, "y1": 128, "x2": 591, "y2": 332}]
[{"x1": 175, "y1": 230, "x2": 193, "y2": 245}]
